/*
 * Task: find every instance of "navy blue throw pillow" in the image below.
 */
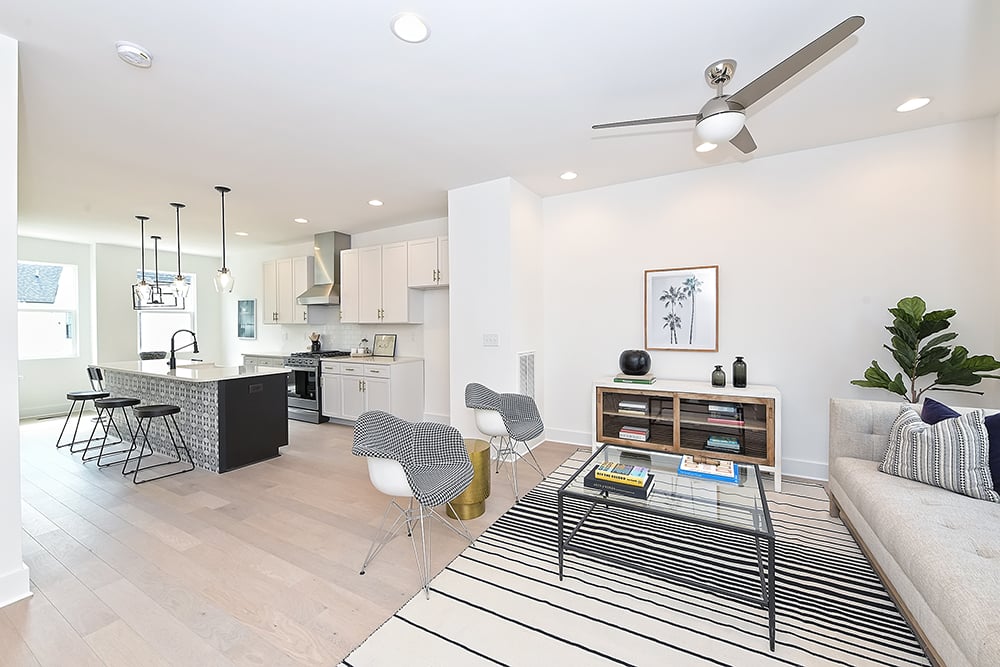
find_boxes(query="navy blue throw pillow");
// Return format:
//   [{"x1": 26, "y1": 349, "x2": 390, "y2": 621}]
[{"x1": 922, "y1": 397, "x2": 1000, "y2": 490}]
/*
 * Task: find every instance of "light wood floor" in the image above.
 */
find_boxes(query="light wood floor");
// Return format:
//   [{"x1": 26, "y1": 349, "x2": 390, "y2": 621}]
[{"x1": 3, "y1": 416, "x2": 580, "y2": 666}]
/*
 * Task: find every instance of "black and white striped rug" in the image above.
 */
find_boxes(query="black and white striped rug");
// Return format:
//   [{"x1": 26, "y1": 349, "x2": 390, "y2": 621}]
[{"x1": 342, "y1": 451, "x2": 928, "y2": 666}]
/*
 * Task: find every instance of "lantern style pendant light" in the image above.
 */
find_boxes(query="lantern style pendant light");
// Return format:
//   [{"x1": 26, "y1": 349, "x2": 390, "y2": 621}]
[
  {"x1": 169, "y1": 202, "x2": 190, "y2": 299},
  {"x1": 133, "y1": 215, "x2": 152, "y2": 304},
  {"x1": 213, "y1": 185, "x2": 234, "y2": 293}
]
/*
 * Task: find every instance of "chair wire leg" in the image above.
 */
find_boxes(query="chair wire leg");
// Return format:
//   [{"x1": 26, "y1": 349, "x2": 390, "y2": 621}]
[
  {"x1": 360, "y1": 499, "x2": 408, "y2": 575},
  {"x1": 520, "y1": 439, "x2": 545, "y2": 476},
  {"x1": 418, "y1": 509, "x2": 430, "y2": 599}
]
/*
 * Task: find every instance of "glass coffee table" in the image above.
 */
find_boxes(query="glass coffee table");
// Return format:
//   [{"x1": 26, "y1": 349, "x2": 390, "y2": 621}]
[{"x1": 557, "y1": 444, "x2": 776, "y2": 650}]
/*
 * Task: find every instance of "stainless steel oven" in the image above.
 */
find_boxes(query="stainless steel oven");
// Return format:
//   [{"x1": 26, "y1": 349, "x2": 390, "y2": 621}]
[{"x1": 283, "y1": 351, "x2": 350, "y2": 423}]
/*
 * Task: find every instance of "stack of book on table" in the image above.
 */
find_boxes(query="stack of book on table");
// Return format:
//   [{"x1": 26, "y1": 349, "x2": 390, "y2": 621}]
[
  {"x1": 617, "y1": 399, "x2": 648, "y2": 415},
  {"x1": 583, "y1": 460, "x2": 655, "y2": 499},
  {"x1": 613, "y1": 373, "x2": 656, "y2": 385},
  {"x1": 676, "y1": 454, "x2": 740, "y2": 484},
  {"x1": 618, "y1": 425, "x2": 650, "y2": 442},
  {"x1": 705, "y1": 434, "x2": 741, "y2": 453},
  {"x1": 706, "y1": 402, "x2": 745, "y2": 426}
]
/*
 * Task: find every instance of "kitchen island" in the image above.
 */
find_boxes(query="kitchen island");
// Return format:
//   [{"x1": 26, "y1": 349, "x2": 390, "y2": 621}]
[{"x1": 99, "y1": 360, "x2": 289, "y2": 473}]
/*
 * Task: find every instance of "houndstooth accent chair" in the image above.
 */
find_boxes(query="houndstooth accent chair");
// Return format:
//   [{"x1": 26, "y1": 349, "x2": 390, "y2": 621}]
[
  {"x1": 352, "y1": 411, "x2": 475, "y2": 597},
  {"x1": 465, "y1": 383, "x2": 545, "y2": 499}
]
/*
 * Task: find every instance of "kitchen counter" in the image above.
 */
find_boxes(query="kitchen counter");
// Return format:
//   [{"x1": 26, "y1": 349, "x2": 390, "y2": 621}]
[
  {"x1": 101, "y1": 359, "x2": 289, "y2": 383},
  {"x1": 320, "y1": 355, "x2": 422, "y2": 367},
  {"x1": 100, "y1": 362, "x2": 288, "y2": 473}
]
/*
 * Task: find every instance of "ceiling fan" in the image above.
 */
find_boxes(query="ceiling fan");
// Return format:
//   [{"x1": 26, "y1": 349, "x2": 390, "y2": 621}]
[{"x1": 592, "y1": 16, "x2": 865, "y2": 154}]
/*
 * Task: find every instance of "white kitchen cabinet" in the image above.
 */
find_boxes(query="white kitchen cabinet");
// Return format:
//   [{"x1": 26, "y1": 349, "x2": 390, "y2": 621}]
[
  {"x1": 263, "y1": 256, "x2": 322, "y2": 324},
  {"x1": 407, "y1": 236, "x2": 448, "y2": 288},
  {"x1": 339, "y1": 249, "x2": 359, "y2": 323},
  {"x1": 242, "y1": 354, "x2": 286, "y2": 373},
  {"x1": 339, "y1": 243, "x2": 420, "y2": 324},
  {"x1": 320, "y1": 358, "x2": 424, "y2": 422}
]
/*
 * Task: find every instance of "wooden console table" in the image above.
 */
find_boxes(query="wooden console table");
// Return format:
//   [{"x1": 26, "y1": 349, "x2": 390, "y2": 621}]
[{"x1": 592, "y1": 378, "x2": 783, "y2": 492}]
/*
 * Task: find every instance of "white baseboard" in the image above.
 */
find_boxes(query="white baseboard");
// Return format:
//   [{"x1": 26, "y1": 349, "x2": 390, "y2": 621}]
[
  {"x1": 0, "y1": 563, "x2": 31, "y2": 609},
  {"x1": 544, "y1": 428, "x2": 590, "y2": 448},
  {"x1": 781, "y1": 457, "x2": 828, "y2": 482},
  {"x1": 422, "y1": 412, "x2": 450, "y2": 425}
]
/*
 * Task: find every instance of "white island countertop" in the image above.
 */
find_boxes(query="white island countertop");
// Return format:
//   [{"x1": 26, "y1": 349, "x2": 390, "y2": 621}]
[{"x1": 101, "y1": 360, "x2": 290, "y2": 383}]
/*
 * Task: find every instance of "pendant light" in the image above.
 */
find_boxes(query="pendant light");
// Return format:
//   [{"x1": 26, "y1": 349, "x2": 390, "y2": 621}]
[
  {"x1": 169, "y1": 202, "x2": 190, "y2": 299},
  {"x1": 132, "y1": 215, "x2": 152, "y2": 304},
  {"x1": 213, "y1": 185, "x2": 234, "y2": 292},
  {"x1": 150, "y1": 235, "x2": 164, "y2": 304}
]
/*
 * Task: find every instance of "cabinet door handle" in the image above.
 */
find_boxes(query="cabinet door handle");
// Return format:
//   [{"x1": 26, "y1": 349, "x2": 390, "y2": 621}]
[
  {"x1": 302, "y1": 312, "x2": 306, "y2": 321},
  {"x1": 358, "y1": 379, "x2": 363, "y2": 393}
]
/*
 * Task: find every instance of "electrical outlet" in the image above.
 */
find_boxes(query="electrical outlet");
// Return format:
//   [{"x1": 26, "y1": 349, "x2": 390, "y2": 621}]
[{"x1": 483, "y1": 333, "x2": 499, "y2": 347}]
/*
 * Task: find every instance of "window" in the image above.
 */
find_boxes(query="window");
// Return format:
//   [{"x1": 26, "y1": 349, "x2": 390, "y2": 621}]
[
  {"x1": 137, "y1": 272, "x2": 196, "y2": 354},
  {"x1": 17, "y1": 261, "x2": 79, "y2": 360}
]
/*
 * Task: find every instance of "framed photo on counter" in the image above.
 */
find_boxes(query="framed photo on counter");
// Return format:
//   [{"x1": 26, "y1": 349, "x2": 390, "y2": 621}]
[{"x1": 372, "y1": 333, "x2": 397, "y2": 357}]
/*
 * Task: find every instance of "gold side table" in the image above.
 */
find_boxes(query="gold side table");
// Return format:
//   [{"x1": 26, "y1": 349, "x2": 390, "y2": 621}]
[{"x1": 447, "y1": 438, "x2": 491, "y2": 520}]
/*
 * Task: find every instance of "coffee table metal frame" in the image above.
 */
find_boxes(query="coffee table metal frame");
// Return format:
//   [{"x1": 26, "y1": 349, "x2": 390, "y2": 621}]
[{"x1": 557, "y1": 443, "x2": 776, "y2": 651}]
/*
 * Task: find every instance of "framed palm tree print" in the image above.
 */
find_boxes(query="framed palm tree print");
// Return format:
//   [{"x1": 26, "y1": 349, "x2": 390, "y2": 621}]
[{"x1": 644, "y1": 265, "x2": 718, "y2": 351}]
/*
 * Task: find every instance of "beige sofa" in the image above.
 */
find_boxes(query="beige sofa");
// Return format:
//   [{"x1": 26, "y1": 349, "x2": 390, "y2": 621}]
[{"x1": 827, "y1": 398, "x2": 1000, "y2": 667}]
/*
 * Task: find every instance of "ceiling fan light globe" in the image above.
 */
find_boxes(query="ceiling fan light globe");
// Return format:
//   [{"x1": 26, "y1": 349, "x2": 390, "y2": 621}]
[
  {"x1": 214, "y1": 268, "x2": 235, "y2": 293},
  {"x1": 696, "y1": 110, "x2": 745, "y2": 143}
]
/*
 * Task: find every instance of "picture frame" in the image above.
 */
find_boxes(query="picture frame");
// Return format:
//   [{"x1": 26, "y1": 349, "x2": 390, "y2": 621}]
[
  {"x1": 644, "y1": 265, "x2": 718, "y2": 351},
  {"x1": 237, "y1": 299, "x2": 257, "y2": 340},
  {"x1": 372, "y1": 333, "x2": 397, "y2": 357}
]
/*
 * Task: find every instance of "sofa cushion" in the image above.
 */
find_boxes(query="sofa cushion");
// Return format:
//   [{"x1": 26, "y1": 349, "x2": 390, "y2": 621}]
[
  {"x1": 879, "y1": 406, "x2": 998, "y2": 503},
  {"x1": 922, "y1": 397, "x2": 1000, "y2": 490},
  {"x1": 831, "y1": 457, "x2": 1000, "y2": 666}
]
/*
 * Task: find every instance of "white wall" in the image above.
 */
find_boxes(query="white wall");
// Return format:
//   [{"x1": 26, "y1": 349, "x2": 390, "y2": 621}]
[
  {"x1": 449, "y1": 179, "x2": 517, "y2": 437},
  {"x1": 509, "y1": 181, "x2": 545, "y2": 414},
  {"x1": 17, "y1": 237, "x2": 94, "y2": 417},
  {"x1": 1, "y1": 32, "x2": 30, "y2": 608},
  {"x1": 542, "y1": 118, "x2": 999, "y2": 479}
]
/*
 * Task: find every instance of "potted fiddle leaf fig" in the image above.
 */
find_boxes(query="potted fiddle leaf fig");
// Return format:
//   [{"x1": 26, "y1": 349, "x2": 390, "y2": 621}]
[{"x1": 851, "y1": 296, "x2": 1000, "y2": 403}]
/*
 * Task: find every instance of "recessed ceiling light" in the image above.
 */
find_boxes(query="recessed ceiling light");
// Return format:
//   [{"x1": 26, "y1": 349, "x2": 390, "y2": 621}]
[
  {"x1": 896, "y1": 97, "x2": 931, "y2": 113},
  {"x1": 695, "y1": 142, "x2": 718, "y2": 153},
  {"x1": 115, "y1": 41, "x2": 152, "y2": 68},
  {"x1": 390, "y1": 13, "x2": 430, "y2": 43},
  {"x1": 368, "y1": 200, "x2": 383, "y2": 207},
  {"x1": 294, "y1": 218, "x2": 309, "y2": 224},
  {"x1": 560, "y1": 171, "x2": 577, "y2": 180},
  {"x1": 235, "y1": 231, "x2": 249, "y2": 237}
]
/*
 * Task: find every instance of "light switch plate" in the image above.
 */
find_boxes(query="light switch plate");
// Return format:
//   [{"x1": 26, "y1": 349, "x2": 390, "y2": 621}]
[{"x1": 483, "y1": 333, "x2": 499, "y2": 347}]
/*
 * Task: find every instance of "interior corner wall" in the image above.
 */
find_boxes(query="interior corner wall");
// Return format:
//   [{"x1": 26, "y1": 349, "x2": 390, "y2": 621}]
[
  {"x1": 0, "y1": 32, "x2": 30, "y2": 608},
  {"x1": 995, "y1": 113, "x2": 1000, "y2": 358},
  {"x1": 448, "y1": 178, "x2": 516, "y2": 437},
  {"x1": 509, "y1": 181, "x2": 545, "y2": 416},
  {"x1": 542, "y1": 118, "x2": 998, "y2": 480}
]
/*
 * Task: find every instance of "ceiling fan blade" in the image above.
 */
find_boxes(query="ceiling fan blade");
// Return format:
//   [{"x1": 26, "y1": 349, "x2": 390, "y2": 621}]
[
  {"x1": 728, "y1": 15, "x2": 864, "y2": 110},
  {"x1": 592, "y1": 113, "x2": 698, "y2": 130},
  {"x1": 729, "y1": 126, "x2": 757, "y2": 153}
]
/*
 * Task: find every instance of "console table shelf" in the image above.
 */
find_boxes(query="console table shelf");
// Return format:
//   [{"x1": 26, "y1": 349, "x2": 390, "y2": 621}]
[{"x1": 593, "y1": 378, "x2": 782, "y2": 491}]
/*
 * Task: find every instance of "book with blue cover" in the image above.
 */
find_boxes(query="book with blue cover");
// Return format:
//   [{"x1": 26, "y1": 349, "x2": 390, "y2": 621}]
[{"x1": 677, "y1": 455, "x2": 739, "y2": 484}]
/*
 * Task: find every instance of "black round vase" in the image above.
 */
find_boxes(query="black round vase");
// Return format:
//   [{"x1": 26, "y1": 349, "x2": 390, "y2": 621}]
[{"x1": 619, "y1": 349, "x2": 651, "y2": 375}]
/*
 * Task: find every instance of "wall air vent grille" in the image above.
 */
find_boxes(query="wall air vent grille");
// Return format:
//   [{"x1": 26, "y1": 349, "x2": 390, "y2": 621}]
[{"x1": 518, "y1": 351, "x2": 535, "y2": 399}]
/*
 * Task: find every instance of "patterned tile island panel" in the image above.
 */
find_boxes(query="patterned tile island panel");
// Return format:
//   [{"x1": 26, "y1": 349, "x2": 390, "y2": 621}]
[{"x1": 104, "y1": 370, "x2": 221, "y2": 472}]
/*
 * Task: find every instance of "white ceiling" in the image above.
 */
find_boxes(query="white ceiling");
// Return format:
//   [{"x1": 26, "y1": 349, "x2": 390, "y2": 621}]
[{"x1": 2, "y1": 1, "x2": 998, "y2": 257}]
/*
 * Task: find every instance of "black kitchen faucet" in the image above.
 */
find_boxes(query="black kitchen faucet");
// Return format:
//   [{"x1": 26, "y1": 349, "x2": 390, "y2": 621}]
[{"x1": 168, "y1": 329, "x2": 199, "y2": 370}]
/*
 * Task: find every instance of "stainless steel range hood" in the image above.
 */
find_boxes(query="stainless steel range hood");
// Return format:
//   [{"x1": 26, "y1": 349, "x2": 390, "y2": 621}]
[{"x1": 297, "y1": 231, "x2": 351, "y2": 306}]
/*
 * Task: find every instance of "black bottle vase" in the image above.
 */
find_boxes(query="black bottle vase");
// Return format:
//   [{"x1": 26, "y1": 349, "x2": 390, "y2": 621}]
[
  {"x1": 733, "y1": 356, "x2": 747, "y2": 388},
  {"x1": 711, "y1": 365, "x2": 726, "y2": 387},
  {"x1": 619, "y1": 349, "x2": 651, "y2": 375}
]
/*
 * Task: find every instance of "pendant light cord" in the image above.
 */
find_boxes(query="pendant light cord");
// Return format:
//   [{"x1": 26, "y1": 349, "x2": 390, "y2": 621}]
[
  {"x1": 170, "y1": 202, "x2": 185, "y2": 279},
  {"x1": 215, "y1": 185, "x2": 231, "y2": 269},
  {"x1": 136, "y1": 215, "x2": 148, "y2": 279}
]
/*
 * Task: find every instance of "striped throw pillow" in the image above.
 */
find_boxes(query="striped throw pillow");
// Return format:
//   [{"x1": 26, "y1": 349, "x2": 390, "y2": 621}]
[{"x1": 879, "y1": 406, "x2": 999, "y2": 502}]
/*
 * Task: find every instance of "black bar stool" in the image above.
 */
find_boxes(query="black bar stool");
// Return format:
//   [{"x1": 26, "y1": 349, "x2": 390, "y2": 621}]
[
  {"x1": 123, "y1": 404, "x2": 195, "y2": 483},
  {"x1": 56, "y1": 366, "x2": 111, "y2": 453},
  {"x1": 82, "y1": 396, "x2": 140, "y2": 467}
]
